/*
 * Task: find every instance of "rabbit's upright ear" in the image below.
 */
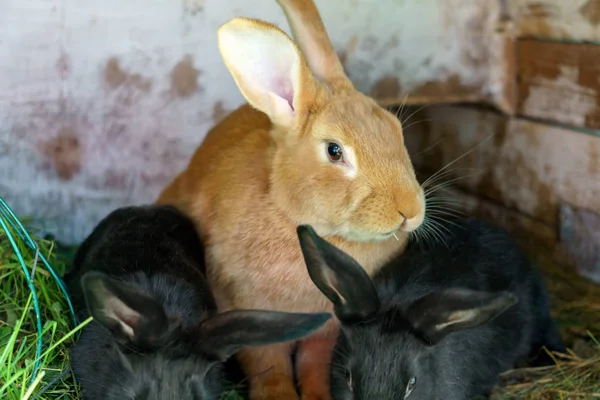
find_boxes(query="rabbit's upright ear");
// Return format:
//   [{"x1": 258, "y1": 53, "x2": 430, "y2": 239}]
[
  {"x1": 217, "y1": 17, "x2": 318, "y2": 128},
  {"x1": 276, "y1": 0, "x2": 353, "y2": 89},
  {"x1": 198, "y1": 310, "x2": 331, "y2": 361},
  {"x1": 296, "y1": 225, "x2": 380, "y2": 322},
  {"x1": 405, "y1": 288, "x2": 518, "y2": 345},
  {"x1": 81, "y1": 271, "x2": 169, "y2": 345}
]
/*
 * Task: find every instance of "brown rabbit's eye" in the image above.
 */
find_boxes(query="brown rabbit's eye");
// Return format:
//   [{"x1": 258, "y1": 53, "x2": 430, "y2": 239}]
[{"x1": 327, "y1": 142, "x2": 343, "y2": 162}]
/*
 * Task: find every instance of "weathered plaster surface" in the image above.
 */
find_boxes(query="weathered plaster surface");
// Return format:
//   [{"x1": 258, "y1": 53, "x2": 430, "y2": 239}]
[{"x1": 0, "y1": 0, "x2": 504, "y2": 243}]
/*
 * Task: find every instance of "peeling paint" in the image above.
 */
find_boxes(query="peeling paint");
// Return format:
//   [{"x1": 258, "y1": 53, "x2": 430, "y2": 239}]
[
  {"x1": 521, "y1": 65, "x2": 597, "y2": 127},
  {"x1": 517, "y1": 40, "x2": 600, "y2": 129},
  {"x1": 211, "y1": 101, "x2": 230, "y2": 124},
  {"x1": 170, "y1": 55, "x2": 201, "y2": 98},
  {"x1": 184, "y1": 0, "x2": 205, "y2": 15},
  {"x1": 39, "y1": 127, "x2": 82, "y2": 180},
  {"x1": 0, "y1": 0, "x2": 510, "y2": 243},
  {"x1": 579, "y1": 0, "x2": 600, "y2": 25},
  {"x1": 511, "y1": 0, "x2": 600, "y2": 41},
  {"x1": 370, "y1": 76, "x2": 402, "y2": 99},
  {"x1": 105, "y1": 57, "x2": 153, "y2": 93},
  {"x1": 411, "y1": 74, "x2": 482, "y2": 100},
  {"x1": 56, "y1": 52, "x2": 71, "y2": 79},
  {"x1": 327, "y1": 0, "x2": 511, "y2": 109}
]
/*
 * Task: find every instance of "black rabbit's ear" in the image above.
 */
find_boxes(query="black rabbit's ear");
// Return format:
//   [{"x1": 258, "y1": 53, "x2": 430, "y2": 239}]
[
  {"x1": 198, "y1": 310, "x2": 331, "y2": 361},
  {"x1": 296, "y1": 225, "x2": 380, "y2": 322},
  {"x1": 405, "y1": 288, "x2": 518, "y2": 345},
  {"x1": 81, "y1": 271, "x2": 169, "y2": 346}
]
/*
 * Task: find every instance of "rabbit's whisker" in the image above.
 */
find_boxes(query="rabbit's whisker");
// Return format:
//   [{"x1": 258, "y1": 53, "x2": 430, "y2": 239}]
[
  {"x1": 421, "y1": 135, "x2": 493, "y2": 189},
  {"x1": 401, "y1": 103, "x2": 432, "y2": 128}
]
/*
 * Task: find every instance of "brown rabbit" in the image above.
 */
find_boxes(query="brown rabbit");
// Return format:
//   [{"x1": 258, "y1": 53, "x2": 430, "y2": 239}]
[{"x1": 157, "y1": 1, "x2": 425, "y2": 399}]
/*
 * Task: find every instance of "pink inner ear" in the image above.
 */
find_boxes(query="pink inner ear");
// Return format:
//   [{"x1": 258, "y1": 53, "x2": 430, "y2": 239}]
[
  {"x1": 119, "y1": 310, "x2": 141, "y2": 330},
  {"x1": 252, "y1": 58, "x2": 295, "y2": 112},
  {"x1": 108, "y1": 297, "x2": 141, "y2": 330},
  {"x1": 273, "y1": 77, "x2": 295, "y2": 111}
]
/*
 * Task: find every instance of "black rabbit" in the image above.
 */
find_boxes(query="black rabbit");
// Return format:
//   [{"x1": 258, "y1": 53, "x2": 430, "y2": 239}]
[
  {"x1": 295, "y1": 218, "x2": 565, "y2": 400},
  {"x1": 66, "y1": 204, "x2": 330, "y2": 400}
]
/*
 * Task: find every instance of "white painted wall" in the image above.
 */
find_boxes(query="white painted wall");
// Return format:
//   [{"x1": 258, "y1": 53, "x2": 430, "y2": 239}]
[{"x1": 0, "y1": 0, "x2": 505, "y2": 244}]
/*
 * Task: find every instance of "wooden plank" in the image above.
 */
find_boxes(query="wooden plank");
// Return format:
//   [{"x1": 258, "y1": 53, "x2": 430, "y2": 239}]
[
  {"x1": 414, "y1": 180, "x2": 557, "y2": 248},
  {"x1": 407, "y1": 107, "x2": 600, "y2": 282},
  {"x1": 510, "y1": 0, "x2": 600, "y2": 42},
  {"x1": 516, "y1": 39, "x2": 600, "y2": 130},
  {"x1": 428, "y1": 184, "x2": 600, "y2": 284},
  {"x1": 403, "y1": 105, "x2": 600, "y2": 226},
  {"x1": 413, "y1": 183, "x2": 592, "y2": 281},
  {"x1": 559, "y1": 203, "x2": 600, "y2": 284}
]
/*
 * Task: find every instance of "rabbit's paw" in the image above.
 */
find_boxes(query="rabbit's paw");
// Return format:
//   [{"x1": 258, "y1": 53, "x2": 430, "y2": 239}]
[
  {"x1": 249, "y1": 378, "x2": 299, "y2": 400},
  {"x1": 301, "y1": 393, "x2": 333, "y2": 400}
]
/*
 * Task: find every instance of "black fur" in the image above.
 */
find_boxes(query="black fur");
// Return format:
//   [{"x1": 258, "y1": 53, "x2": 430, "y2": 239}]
[
  {"x1": 296, "y1": 218, "x2": 565, "y2": 400},
  {"x1": 66, "y1": 205, "x2": 331, "y2": 400}
]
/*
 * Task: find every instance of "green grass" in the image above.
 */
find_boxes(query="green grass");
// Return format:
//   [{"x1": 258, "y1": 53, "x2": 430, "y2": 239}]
[
  {"x1": 0, "y1": 223, "x2": 90, "y2": 400},
  {"x1": 0, "y1": 214, "x2": 598, "y2": 399}
]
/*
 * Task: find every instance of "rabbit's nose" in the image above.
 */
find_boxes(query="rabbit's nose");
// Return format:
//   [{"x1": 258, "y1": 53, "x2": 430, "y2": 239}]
[{"x1": 399, "y1": 212, "x2": 407, "y2": 228}]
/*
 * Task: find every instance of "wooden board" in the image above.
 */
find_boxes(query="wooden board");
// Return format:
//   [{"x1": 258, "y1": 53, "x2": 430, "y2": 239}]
[
  {"x1": 414, "y1": 180, "x2": 558, "y2": 247},
  {"x1": 426, "y1": 180, "x2": 600, "y2": 284},
  {"x1": 559, "y1": 203, "x2": 600, "y2": 283},
  {"x1": 406, "y1": 104, "x2": 600, "y2": 282},
  {"x1": 413, "y1": 182, "x2": 597, "y2": 282},
  {"x1": 516, "y1": 39, "x2": 600, "y2": 130},
  {"x1": 403, "y1": 105, "x2": 600, "y2": 226},
  {"x1": 510, "y1": 0, "x2": 600, "y2": 42}
]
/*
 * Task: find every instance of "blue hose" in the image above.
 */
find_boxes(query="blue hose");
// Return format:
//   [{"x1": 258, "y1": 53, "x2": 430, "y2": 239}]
[{"x1": 0, "y1": 197, "x2": 77, "y2": 384}]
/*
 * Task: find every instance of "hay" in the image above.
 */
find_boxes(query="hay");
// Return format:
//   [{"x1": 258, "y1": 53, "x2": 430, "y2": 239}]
[
  {"x1": 490, "y1": 233, "x2": 600, "y2": 399},
  {"x1": 492, "y1": 345, "x2": 600, "y2": 399}
]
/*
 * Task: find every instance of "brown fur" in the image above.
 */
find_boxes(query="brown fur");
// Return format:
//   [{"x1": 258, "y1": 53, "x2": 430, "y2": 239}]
[{"x1": 157, "y1": 2, "x2": 425, "y2": 399}]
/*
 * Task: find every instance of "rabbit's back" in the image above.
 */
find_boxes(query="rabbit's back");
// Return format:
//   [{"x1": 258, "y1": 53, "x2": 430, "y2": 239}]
[
  {"x1": 67, "y1": 205, "x2": 223, "y2": 399},
  {"x1": 67, "y1": 205, "x2": 209, "y2": 310},
  {"x1": 377, "y1": 219, "x2": 536, "y2": 305}
]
